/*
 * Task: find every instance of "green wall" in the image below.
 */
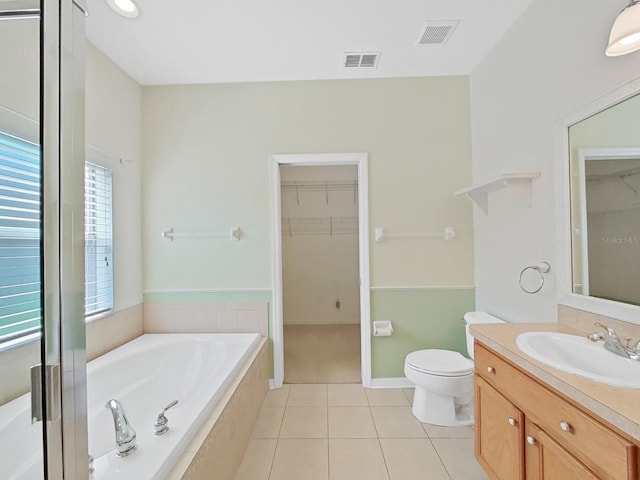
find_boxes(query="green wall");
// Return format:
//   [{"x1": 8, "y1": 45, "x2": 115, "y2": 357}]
[{"x1": 370, "y1": 289, "x2": 475, "y2": 378}]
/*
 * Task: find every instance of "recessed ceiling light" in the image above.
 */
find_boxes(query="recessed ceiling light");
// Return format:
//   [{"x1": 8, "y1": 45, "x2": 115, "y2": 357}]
[{"x1": 106, "y1": 0, "x2": 140, "y2": 19}]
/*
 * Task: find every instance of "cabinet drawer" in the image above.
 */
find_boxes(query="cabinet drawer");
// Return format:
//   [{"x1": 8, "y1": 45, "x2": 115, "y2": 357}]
[{"x1": 474, "y1": 342, "x2": 637, "y2": 480}]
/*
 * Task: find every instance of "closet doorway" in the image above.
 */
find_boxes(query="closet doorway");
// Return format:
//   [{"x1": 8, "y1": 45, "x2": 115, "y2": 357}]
[{"x1": 271, "y1": 153, "x2": 371, "y2": 388}]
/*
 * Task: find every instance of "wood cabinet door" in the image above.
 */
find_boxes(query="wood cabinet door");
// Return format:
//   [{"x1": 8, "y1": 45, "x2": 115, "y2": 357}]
[
  {"x1": 475, "y1": 376, "x2": 524, "y2": 480},
  {"x1": 525, "y1": 421, "x2": 601, "y2": 480}
]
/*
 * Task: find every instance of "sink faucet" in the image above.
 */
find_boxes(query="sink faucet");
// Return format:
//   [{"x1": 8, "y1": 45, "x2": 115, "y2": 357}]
[
  {"x1": 587, "y1": 322, "x2": 640, "y2": 361},
  {"x1": 105, "y1": 399, "x2": 137, "y2": 457}
]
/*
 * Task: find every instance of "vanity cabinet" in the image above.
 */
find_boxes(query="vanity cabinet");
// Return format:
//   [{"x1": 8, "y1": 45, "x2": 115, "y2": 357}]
[
  {"x1": 524, "y1": 420, "x2": 599, "y2": 480},
  {"x1": 474, "y1": 341, "x2": 638, "y2": 480}
]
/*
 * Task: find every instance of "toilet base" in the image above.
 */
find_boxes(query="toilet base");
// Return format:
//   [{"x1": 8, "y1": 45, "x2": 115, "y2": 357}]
[{"x1": 411, "y1": 386, "x2": 474, "y2": 427}]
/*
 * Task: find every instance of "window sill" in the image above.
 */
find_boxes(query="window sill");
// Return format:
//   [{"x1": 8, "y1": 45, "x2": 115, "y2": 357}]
[
  {"x1": 0, "y1": 332, "x2": 41, "y2": 354},
  {"x1": 85, "y1": 309, "x2": 114, "y2": 324}
]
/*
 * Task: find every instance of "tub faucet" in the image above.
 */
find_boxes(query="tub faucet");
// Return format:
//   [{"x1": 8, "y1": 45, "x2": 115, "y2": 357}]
[{"x1": 105, "y1": 399, "x2": 137, "y2": 457}]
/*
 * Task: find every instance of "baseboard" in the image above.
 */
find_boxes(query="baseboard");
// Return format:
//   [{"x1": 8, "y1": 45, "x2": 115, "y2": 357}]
[{"x1": 369, "y1": 377, "x2": 413, "y2": 389}]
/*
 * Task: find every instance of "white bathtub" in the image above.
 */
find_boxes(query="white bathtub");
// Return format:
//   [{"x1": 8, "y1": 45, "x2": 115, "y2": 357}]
[{"x1": 0, "y1": 333, "x2": 262, "y2": 480}]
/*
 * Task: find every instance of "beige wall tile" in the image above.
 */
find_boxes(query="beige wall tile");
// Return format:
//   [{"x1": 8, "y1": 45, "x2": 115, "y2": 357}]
[
  {"x1": 279, "y1": 406, "x2": 328, "y2": 438},
  {"x1": 173, "y1": 309, "x2": 196, "y2": 333},
  {"x1": 238, "y1": 310, "x2": 262, "y2": 333},
  {"x1": 194, "y1": 309, "x2": 218, "y2": 332},
  {"x1": 329, "y1": 439, "x2": 389, "y2": 480},
  {"x1": 370, "y1": 407, "x2": 427, "y2": 438},
  {"x1": 86, "y1": 304, "x2": 144, "y2": 361},
  {"x1": 269, "y1": 439, "x2": 329, "y2": 480},
  {"x1": 380, "y1": 439, "x2": 450, "y2": 480},
  {"x1": 145, "y1": 308, "x2": 175, "y2": 333},
  {"x1": 217, "y1": 310, "x2": 239, "y2": 332},
  {"x1": 328, "y1": 407, "x2": 377, "y2": 438}
]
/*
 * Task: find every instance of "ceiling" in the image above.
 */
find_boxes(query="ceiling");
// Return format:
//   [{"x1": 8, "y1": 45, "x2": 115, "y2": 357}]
[{"x1": 85, "y1": 0, "x2": 533, "y2": 86}]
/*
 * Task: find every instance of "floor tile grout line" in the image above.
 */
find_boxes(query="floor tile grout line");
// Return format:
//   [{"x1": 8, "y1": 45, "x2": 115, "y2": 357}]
[
  {"x1": 376, "y1": 437, "x2": 392, "y2": 480},
  {"x1": 428, "y1": 436, "x2": 454, "y2": 480},
  {"x1": 267, "y1": 437, "x2": 279, "y2": 480}
]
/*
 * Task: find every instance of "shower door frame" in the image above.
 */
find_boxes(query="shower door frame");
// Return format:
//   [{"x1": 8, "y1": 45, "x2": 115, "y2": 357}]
[{"x1": 271, "y1": 152, "x2": 371, "y2": 388}]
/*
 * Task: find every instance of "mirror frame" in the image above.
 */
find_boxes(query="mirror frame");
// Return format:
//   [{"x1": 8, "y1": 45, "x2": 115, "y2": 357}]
[{"x1": 556, "y1": 76, "x2": 640, "y2": 324}]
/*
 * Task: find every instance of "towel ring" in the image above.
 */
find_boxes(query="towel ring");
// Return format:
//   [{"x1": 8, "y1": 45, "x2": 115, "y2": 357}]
[{"x1": 519, "y1": 262, "x2": 551, "y2": 294}]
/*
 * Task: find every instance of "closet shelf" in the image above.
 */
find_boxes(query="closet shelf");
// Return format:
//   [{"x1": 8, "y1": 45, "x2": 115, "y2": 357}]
[
  {"x1": 282, "y1": 216, "x2": 358, "y2": 237},
  {"x1": 281, "y1": 180, "x2": 358, "y2": 206},
  {"x1": 454, "y1": 172, "x2": 540, "y2": 214}
]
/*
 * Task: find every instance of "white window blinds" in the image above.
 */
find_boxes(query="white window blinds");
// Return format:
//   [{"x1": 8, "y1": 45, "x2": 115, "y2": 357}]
[
  {"x1": 0, "y1": 131, "x2": 41, "y2": 344},
  {"x1": 84, "y1": 162, "x2": 113, "y2": 316}
]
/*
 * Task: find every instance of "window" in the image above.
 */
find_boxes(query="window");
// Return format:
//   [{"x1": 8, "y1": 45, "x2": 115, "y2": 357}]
[
  {"x1": 0, "y1": 131, "x2": 42, "y2": 344},
  {"x1": 84, "y1": 162, "x2": 113, "y2": 317}
]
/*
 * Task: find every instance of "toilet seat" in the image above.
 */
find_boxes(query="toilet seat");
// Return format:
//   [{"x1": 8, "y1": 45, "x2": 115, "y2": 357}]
[{"x1": 405, "y1": 349, "x2": 473, "y2": 377}]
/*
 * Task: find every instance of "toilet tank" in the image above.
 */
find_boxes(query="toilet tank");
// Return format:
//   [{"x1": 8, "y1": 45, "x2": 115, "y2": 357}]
[{"x1": 464, "y1": 312, "x2": 505, "y2": 359}]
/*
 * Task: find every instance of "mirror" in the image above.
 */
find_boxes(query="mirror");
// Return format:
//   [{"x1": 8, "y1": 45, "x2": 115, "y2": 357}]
[{"x1": 568, "y1": 93, "x2": 640, "y2": 307}]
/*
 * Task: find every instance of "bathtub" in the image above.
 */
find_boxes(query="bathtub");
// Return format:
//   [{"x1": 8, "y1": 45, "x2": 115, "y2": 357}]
[{"x1": 0, "y1": 333, "x2": 262, "y2": 480}]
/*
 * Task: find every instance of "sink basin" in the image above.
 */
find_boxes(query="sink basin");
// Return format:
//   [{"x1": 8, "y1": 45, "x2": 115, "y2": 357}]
[{"x1": 515, "y1": 332, "x2": 640, "y2": 389}]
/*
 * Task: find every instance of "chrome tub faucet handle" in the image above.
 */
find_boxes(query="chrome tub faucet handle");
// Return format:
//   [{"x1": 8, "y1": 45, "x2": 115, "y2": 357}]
[{"x1": 154, "y1": 400, "x2": 178, "y2": 435}]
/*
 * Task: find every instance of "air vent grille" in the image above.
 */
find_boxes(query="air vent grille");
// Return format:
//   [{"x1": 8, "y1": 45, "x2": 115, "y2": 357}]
[
  {"x1": 417, "y1": 21, "x2": 459, "y2": 45},
  {"x1": 343, "y1": 52, "x2": 380, "y2": 68}
]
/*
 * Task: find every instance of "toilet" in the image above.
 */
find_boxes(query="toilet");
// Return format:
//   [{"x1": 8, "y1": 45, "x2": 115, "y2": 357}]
[{"x1": 404, "y1": 311, "x2": 505, "y2": 426}]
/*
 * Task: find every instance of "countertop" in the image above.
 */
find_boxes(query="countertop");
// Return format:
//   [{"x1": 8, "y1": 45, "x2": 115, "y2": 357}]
[{"x1": 470, "y1": 322, "x2": 640, "y2": 444}]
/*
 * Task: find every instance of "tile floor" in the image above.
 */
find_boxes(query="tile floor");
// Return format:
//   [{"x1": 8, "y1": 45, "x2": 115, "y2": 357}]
[
  {"x1": 235, "y1": 384, "x2": 489, "y2": 480},
  {"x1": 283, "y1": 325, "x2": 361, "y2": 384}
]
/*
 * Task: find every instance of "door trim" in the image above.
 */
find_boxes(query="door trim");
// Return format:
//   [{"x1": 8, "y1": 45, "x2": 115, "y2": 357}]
[{"x1": 271, "y1": 152, "x2": 371, "y2": 388}]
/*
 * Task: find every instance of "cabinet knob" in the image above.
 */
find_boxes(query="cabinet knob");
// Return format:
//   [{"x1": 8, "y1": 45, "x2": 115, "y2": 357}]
[
  {"x1": 526, "y1": 436, "x2": 537, "y2": 445},
  {"x1": 559, "y1": 421, "x2": 573, "y2": 433},
  {"x1": 508, "y1": 417, "x2": 517, "y2": 427},
  {"x1": 487, "y1": 366, "x2": 495, "y2": 374}
]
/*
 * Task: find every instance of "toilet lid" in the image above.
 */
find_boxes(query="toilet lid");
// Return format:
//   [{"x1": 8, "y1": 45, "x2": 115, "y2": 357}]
[{"x1": 405, "y1": 349, "x2": 474, "y2": 377}]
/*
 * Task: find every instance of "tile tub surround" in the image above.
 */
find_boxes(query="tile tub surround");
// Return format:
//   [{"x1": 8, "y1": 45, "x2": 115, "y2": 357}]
[
  {"x1": 86, "y1": 303, "x2": 144, "y2": 361},
  {"x1": 144, "y1": 302, "x2": 269, "y2": 336},
  {"x1": 166, "y1": 338, "x2": 269, "y2": 480},
  {"x1": 470, "y1": 322, "x2": 640, "y2": 444},
  {"x1": 235, "y1": 384, "x2": 488, "y2": 480}
]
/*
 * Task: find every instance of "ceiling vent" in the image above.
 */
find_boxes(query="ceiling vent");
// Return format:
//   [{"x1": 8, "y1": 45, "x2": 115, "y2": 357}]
[
  {"x1": 417, "y1": 20, "x2": 459, "y2": 45},
  {"x1": 343, "y1": 52, "x2": 380, "y2": 68}
]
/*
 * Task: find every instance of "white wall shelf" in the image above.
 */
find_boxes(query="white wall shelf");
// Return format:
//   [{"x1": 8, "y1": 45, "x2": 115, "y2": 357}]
[{"x1": 454, "y1": 172, "x2": 540, "y2": 214}]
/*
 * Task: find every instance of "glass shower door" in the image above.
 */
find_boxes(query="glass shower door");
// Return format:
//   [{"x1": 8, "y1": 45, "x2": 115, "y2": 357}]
[
  {"x1": 0, "y1": 3, "x2": 48, "y2": 478},
  {"x1": 0, "y1": 1, "x2": 88, "y2": 479}
]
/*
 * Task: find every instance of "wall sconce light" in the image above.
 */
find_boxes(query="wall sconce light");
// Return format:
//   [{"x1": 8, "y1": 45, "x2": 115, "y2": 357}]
[{"x1": 606, "y1": 0, "x2": 640, "y2": 56}]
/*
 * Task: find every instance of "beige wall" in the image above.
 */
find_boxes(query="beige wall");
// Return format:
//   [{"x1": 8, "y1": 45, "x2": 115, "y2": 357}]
[
  {"x1": 470, "y1": 0, "x2": 640, "y2": 323},
  {"x1": 86, "y1": 42, "x2": 143, "y2": 312},
  {"x1": 281, "y1": 165, "x2": 360, "y2": 325},
  {"x1": 141, "y1": 77, "x2": 475, "y2": 293}
]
